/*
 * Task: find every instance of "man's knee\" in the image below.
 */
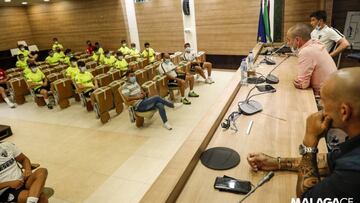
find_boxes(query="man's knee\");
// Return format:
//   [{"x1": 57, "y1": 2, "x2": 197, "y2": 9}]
[{"x1": 35, "y1": 168, "x2": 48, "y2": 179}]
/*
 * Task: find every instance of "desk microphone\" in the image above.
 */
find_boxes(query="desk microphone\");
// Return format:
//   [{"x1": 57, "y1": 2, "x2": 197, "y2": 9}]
[
  {"x1": 263, "y1": 43, "x2": 287, "y2": 65},
  {"x1": 265, "y1": 55, "x2": 291, "y2": 84},
  {"x1": 238, "y1": 85, "x2": 276, "y2": 115}
]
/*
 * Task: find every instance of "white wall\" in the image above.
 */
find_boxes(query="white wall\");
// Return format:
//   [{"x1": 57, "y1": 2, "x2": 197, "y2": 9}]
[
  {"x1": 124, "y1": 0, "x2": 140, "y2": 50},
  {"x1": 181, "y1": 0, "x2": 198, "y2": 52}
]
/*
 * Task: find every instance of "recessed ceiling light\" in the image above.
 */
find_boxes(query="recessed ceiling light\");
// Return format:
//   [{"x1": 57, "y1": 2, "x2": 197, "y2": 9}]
[
  {"x1": 44, "y1": 0, "x2": 50, "y2": 2},
  {"x1": 21, "y1": 1, "x2": 28, "y2": 5},
  {"x1": 4, "y1": 0, "x2": 11, "y2": 2}
]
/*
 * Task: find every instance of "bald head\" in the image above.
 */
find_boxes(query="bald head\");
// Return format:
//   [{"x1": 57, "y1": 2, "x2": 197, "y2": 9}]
[{"x1": 321, "y1": 67, "x2": 360, "y2": 117}]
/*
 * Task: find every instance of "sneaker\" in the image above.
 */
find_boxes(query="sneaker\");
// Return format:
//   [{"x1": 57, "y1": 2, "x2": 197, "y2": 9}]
[
  {"x1": 188, "y1": 91, "x2": 199, "y2": 98},
  {"x1": 181, "y1": 98, "x2": 191, "y2": 105}
]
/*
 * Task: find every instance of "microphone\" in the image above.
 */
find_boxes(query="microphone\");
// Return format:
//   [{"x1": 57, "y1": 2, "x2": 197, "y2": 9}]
[
  {"x1": 263, "y1": 43, "x2": 287, "y2": 65},
  {"x1": 265, "y1": 55, "x2": 290, "y2": 84},
  {"x1": 239, "y1": 171, "x2": 275, "y2": 203},
  {"x1": 238, "y1": 81, "x2": 276, "y2": 115}
]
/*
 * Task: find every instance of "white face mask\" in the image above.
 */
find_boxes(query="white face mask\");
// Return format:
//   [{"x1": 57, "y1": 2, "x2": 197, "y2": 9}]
[
  {"x1": 290, "y1": 39, "x2": 299, "y2": 55},
  {"x1": 31, "y1": 67, "x2": 37, "y2": 73},
  {"x1": 79, "y1": 66, "x2": 86, "y2": 73},
  {"x1": 118, "y1": 56, "x2": 123, "y2": 60},
  {"x1": 164, "y1": 59, "x2": 171, "y2": 64},
  {"x1": 71, "y1": 62, "x2": 77, "y2": 67}
]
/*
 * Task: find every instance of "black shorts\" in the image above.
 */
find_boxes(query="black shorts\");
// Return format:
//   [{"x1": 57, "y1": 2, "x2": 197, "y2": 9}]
[
  {"x1": 83, "y1": 89, "x2": 94, "y2": 98},
  {"x1": 33, "y1": 84, "x2": 51, "y2": 94},
  {"x1": 168, "y1": 74, "x2": 186, "y2": 87},
  {"x1": 0, "y1": 83, "x2": 7, "y2": 90},
  {"x1": 190, "y1": 62, "x2": 204, "y2": 72},
  {"x1": 0, "y1": 186, "x2": 25, "y2": 202}
]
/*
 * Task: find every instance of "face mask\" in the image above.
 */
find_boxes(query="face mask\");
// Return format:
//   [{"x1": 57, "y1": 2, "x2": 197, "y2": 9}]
[
  {"x1": 164, "y1": 59, "x2": 171, "y2": 64},
  {"x1": 106, "y1": 54, "x2": 111, "y2": 58},
  {"x1": 290, "y1": 39, "x2": 299, "y2": 55},
  {"x1": 71, "y1": 62, "x2": 77, "y2": 67},
  {"x1": 129, "y1": 76, "x2": 136, "y2": 83},
  {"x1": 122, "y1": 43, "x2": 127, "y2": 47},
  {"x1": 20, "y1": 47, "x2": 25, "y2": 51},
  {"x1": 118, "y1": 56, "x2": 123, "y2": 60},
  {"x1": 315, "y1": 22, "x2": 321, "y2": 31},
  {"x1": 31, "y1": 67, "x2": 37, "y2": 73},
  {"x1": 79, "y1": 66, "x2": 86, "y2": 73},
  {"x1": 186, "y1": 47, "x2": 191, "y2": 52}
]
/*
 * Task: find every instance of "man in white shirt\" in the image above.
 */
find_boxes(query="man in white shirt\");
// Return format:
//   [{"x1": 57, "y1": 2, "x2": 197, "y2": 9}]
[
  {"x1": 182, "y1": 43, "x2": 214, "y2": 84},
  {"x1": 310, "y1": 10, "x2": 350, "y2": 57},
  {"x1": 0, "y1": 142, "x2": 49, "y2": 203},
  {"x1": 158, "y1": 53, "x2": 199, "y2": 105}
]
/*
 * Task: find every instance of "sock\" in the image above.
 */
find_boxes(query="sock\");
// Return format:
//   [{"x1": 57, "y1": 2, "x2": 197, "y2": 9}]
[
  {"x1": 26, "y1": 197, "x2": 39, "y2": 203},
  {"x1": 4, "y1": 97, "x2": 14, "y2": 105}
]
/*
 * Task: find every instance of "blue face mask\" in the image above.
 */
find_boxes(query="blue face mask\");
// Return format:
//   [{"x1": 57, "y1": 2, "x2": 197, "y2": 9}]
[
  {"x1": 164, "y1": 59, "x2": 171, "y2": 64},
  {"x1": 129, "y1": 76, "x2": 136, "y2": 83}
]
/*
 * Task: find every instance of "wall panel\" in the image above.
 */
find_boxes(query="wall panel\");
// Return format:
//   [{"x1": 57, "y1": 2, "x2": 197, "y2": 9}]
[
  {"x1": 195, "y1": 0, "x2": 260, "y2": 55},
  {"x1": 27, "y1": 0, "x2": 128, "y2": 52},
  {"x1": 283, "y1": 0, "x2": 330, "y2": 40},
  {"x1": 135, "y1": 0, "x2": 184, "y2": 53},
  {"x1": 0, "y1": 7, "x2": 34, "y2": 51}
]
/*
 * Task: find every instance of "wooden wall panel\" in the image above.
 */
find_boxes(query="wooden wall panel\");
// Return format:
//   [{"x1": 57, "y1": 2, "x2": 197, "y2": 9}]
[
  {"x1": 195, "y1": 0, "x2": 260, "y2": 56},
  {"x1": 135, "y1": 0, "x2": 184, "y2": 54},
  {"x1": 0, "y1": 7, "x2": 34, "y2": 51},
  {"x1": 283, "y1": 0, "x2": 332, "y2": 40},
  {"x1": 27, "y1": 0, "x2": 128, "y2": 52}
]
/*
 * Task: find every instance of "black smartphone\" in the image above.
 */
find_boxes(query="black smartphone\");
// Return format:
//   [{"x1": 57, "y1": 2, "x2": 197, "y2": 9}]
[
  {"x1": 256, "y1": 84, "x2": 276, "y2": 92},
  {"x1": 214, "y1": 177, "x2": 252, "y2": 194}
]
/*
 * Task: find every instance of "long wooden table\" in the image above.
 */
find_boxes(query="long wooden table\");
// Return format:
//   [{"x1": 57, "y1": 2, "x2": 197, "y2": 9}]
[{"x1": 141, "y1": 52, "x2": 324, "y2": 203}]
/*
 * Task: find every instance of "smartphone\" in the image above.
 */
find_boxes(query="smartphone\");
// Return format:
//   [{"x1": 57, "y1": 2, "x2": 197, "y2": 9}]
[
  {"x1": 256, "y1": 84, "x2": 276, "y2": 92},
  {"x1": 214, "y1": 177, "x2": 252, "y2": 194}
]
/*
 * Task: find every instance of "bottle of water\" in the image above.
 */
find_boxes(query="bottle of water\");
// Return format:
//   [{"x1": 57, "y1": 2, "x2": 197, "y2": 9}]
[
  {"x1": 240, "y1": 58, "x2": 247, "y2": 85},
  {"x1": 247, "y1": 51, "x2": 256, "y2": 77}
]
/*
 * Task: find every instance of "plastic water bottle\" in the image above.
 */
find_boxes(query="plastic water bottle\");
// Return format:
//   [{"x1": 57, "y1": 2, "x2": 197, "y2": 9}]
[
  {"x1": 240, "y1": 59, "x2": 247, "y2": 84},
  {"x1": 247, "y1": 51, "x2": 256, "y2": 77}
]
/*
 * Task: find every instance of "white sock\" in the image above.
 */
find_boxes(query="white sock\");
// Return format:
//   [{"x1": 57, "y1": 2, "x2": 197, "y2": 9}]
[
  {"x1": 27, "y1": 197, "x2": 39, "y2": 203},
  {"x1": 4, "y1": 97, "x2": 15, "y2": 107}
]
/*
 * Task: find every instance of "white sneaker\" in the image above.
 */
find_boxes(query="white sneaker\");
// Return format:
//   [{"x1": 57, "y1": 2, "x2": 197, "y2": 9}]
[{"x1": 163, "y1": 122, "x2": 173, "y2": 130}]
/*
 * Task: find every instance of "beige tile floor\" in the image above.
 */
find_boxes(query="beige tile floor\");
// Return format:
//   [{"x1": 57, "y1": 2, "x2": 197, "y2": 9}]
[{"x1": 0, "y1": 70, "x2": 235, "y2": 203}]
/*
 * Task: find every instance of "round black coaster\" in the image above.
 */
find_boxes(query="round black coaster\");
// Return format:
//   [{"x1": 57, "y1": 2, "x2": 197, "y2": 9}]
[{"x1": 200, "y1": 147, "x2": 240, "y2": 170}]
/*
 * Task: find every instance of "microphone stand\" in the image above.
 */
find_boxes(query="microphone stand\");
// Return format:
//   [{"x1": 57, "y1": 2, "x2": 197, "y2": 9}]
[
  {"x1": 239, "y1": 171, "x2": 275, "y2": 203},
  {"x1": 265, "y1": 55, "x2": 290, "y2": 84}
]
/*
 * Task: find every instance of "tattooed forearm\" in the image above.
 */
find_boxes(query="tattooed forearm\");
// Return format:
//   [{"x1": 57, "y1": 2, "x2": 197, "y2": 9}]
[
  {"x1": 296, "y1": 153, "x2": 320, "y2": 197},
  {"x1": 280, "y1": 153, "x2": 329, "y2": 176}
]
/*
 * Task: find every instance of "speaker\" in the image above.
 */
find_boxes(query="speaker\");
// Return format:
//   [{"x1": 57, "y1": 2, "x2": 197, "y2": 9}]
[{"x1": 183, "y1": 0, "x2": 190, "y2": 16}]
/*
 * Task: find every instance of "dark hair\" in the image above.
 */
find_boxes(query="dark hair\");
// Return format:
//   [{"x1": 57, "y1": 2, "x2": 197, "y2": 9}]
[
  {"x1": 125, "y1": 70, "x2": 134, "y2": 77},
  {"x1": 64, "y1": 48, "x2": 71, "y2": 54},
  {"x1": 310, "y1": 10, "x2": 327, "y2": 22},
  {"x1": 184, "y1": 43, "x2": 190, "y2": 47},
  {"x1": 144, "y1": 42, "x2": 150, "y2": 47},
  {"x1": 77, "y1": 61, "x2": 86, "y2": 67},
  {"x1": 70, "y1": 57, "x2": 77, "y2": 62}
]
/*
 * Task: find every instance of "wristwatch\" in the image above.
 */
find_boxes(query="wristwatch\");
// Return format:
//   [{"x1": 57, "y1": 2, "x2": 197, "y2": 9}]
[{"x1": 299, "y1": 143, "x2": 318, "y2": 155}]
